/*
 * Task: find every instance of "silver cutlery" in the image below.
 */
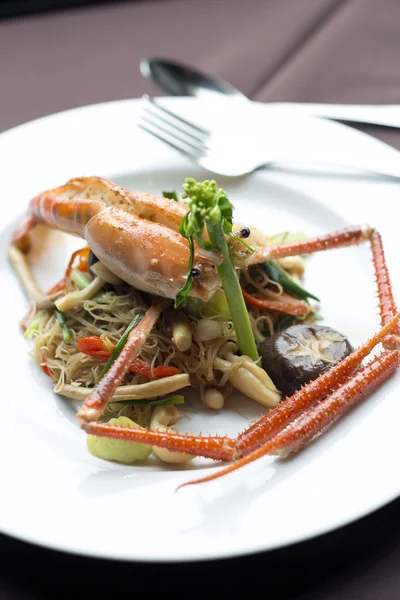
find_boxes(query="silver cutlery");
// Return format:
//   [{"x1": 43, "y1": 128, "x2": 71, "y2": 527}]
[
  {"x1": 139, "y1": 96, "x2": 400, "y2": 179},
  {"x1": 141, "y1": 58, "x2": 400, "y2": 129}
]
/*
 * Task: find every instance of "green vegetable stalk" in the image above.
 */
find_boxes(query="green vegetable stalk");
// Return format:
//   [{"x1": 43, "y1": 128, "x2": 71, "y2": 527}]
[
  {"x1": 176, "y1": 178, "x2": 259, "y2": 362},
  {"x1": 70, "y1": 269, "x2": 91, "y2": 290},
  {"x1": 110, "y1": 395, "x2": 185, "y2": 407},
  {"x1": 262, "y1": 260, "x2": 319, "y2": 302},
  {"x1": 24, "y1": 311, "x2": 45, "y2": 340},
  {"x1": 98, "y1": 314, "x2": 144, "y2": 380},
  {"x1": 55, "y1": 308, "x2": 71, "y2": 342}
]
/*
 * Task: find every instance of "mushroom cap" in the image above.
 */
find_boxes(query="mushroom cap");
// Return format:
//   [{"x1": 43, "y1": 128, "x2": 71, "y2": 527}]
[{"x1": 259, "y1": 324, "x2": 354, "y2": 397}]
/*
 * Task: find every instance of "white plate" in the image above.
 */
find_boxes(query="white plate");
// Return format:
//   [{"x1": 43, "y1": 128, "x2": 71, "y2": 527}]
[{"x1": 1, "y1": 98, "x2": 400, "y2": 562}]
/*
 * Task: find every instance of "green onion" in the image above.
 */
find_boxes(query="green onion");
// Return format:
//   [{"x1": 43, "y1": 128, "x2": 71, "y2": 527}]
[
  {"x1": 110, "y1": 395, "x2": 185, "y2": 407},
  {"x1": 262, "y1": 260, "x2": 320, "y2": 302},
  {"x1": 207, "y1": 217, "x2": 259, "y2": 361},
  {"x1": 162, "y1": 190, "x2": 179, "y2": 201},
  {"x1": 23, "y1": 311, "x2": 44, "y2": 339},
  {"x1": 98, "y1": 314, "x2": 144, "y2": 380},
  {"x1": 55, "y1": 308, "x2": 71, "y2": 342},
  {"x1": 70, "y1": 269, "x2": 91, "y2": 290}
]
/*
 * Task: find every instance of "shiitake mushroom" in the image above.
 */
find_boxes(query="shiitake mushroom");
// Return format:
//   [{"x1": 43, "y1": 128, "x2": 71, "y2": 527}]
[{"x1": 259, "y1": 324, "x2": 353, "y2": 397}]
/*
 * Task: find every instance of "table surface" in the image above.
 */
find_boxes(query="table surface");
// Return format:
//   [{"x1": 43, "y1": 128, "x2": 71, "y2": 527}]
[{"x1": 2, "y1": 1, "x2": 400, "y2": 597}]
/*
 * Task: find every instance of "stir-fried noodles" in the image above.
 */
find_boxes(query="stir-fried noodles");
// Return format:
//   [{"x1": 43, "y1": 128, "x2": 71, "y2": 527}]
[
  {"x1": 11, "y1": 177, "x2": 341, "y2": 466},
  {"x1": 25, "y1": 249, "x2": 313, "y2": 429}
]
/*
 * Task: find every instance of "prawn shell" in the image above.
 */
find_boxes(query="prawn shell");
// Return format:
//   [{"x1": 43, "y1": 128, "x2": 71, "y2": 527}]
[{"x1": 84, "y1": 207, "x2": 219, "y2": 301}]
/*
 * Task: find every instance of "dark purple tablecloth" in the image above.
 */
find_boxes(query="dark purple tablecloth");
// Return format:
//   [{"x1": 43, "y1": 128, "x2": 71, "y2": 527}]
[{"x1": 1, "y1": 1, "x2": 400, "y2": 598}]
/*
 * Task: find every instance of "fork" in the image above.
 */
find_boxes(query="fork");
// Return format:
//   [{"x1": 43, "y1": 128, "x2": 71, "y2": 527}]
[{"x1": 139, "y1": 95, "x2": 400, "y2": 179}]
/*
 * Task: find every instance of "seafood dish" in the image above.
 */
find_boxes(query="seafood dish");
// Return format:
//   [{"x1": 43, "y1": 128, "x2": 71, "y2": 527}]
[{"x1": 9, "y1": 176, "x2": 399, "y2": 486}]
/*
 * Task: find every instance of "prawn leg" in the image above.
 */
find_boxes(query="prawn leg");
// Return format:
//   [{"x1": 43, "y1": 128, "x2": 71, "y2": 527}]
[
  {"x1": 182, "y1": 349, "x2": 399, "y2": 487},
  {"x1": 236, "y1": 227, "x2": 399, "y2": 456},
  {"x1": 235, "y1": 312, "x2": 400, "y2": 456},
  {"x1": 247, "y1": 225, "x2": 373, "y2": 265},
  {"x1": 370, "y1": 230, "x2": 400, "y2": 344},
  {"x1": 81, "y1": 422, "x2": 235, "y2": 461},
  {"x1": 77, "y1": 300, "x2": 167, "y2": 423},
  {"x1": 248, "y1": 225, "x2": 397, "y2": 336},
  {"x1": 79, "y1": 314, "x2": 399, "y2": 463}
]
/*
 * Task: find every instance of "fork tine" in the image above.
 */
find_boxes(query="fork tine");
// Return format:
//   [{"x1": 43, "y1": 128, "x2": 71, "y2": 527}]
[
  {"x1": 144, "y1": 95, "x2": 210, "y2": 136},
  {"x1": 138, "y1": 120, "x2": 202, "y2": 160},
  {"x1": 143, "y1": 105, "x2": 207, "y2": 146},
  {"x1": 139, "y1": 110, "x2": 206, "y2": 153}
]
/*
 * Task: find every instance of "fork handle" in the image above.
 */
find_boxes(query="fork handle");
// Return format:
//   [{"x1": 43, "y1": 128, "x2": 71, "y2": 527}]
[{"x1": 266, "y1": 103, "x2": 400, "y2": 129}]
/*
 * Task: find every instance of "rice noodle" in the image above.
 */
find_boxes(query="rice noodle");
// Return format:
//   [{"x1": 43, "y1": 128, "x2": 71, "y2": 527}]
[{"x1": 24, "y1": 256, "x2": 314, "y2": 424}]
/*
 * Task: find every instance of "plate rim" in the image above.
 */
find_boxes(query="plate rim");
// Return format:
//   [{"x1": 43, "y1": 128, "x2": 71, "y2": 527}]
[{"x1": 1, "y1": 96, "x2": 399, "y2": 562}]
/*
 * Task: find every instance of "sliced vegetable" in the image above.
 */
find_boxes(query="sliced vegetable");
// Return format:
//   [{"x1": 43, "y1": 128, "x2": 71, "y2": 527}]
[
  {"x1": 97, "y1": 314, "x2": 142, "y2": 380},
  {"x1": 41, "y1": 355, "x2": 54, "y2": 378},
  {"x1": 86, "y1": 416, "x2": 152, "y2": 464},
  {"x1": 55, "y1": 308, "x2": 71, "y2": 342},
  {"x1": 60, "y1": 374, "x2": 190, "y2": 401},
  {"x1": 110, "y1": 395, "x2": 185, "y2": 407},
  {"x1": 162, "y1": 190, "x2": 178, "y2": 201},
  {"x1": 55, "y1": 276, "x2": 104, "y2": 312},
  {"x1": 177, "y1": 178, "x2": 259, "y2": 362},
  {"x1": 77, "y1": 336, "x2": 111, "y2": 360},
  {"x1": 184, "y1": 289, "x2": 230, "y2": 319},
  {"x1": 98, "y1": 314, "x2": 144, "y2": 379},
  {"x1": 261, "y1": 260, "x2": 319, "y2": 302},
  {"x1": 242, "y1": 288, "x2": 310, "y2": 316},
  {"x1": 77, "y1": 335, "x2": 179, "y2": 378},
  {"x1": 206, "y1": 289, "x2": 230, "y2": 316},
  {"x1": 24, "y1": 311, "x2": 44, "y2": 339},
  {"x1": 131, "y1": 359, "x2": 180, "y2": 379},
  {"x1": 70, "y1": 269, "x2": 91, "y2": 290}
]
